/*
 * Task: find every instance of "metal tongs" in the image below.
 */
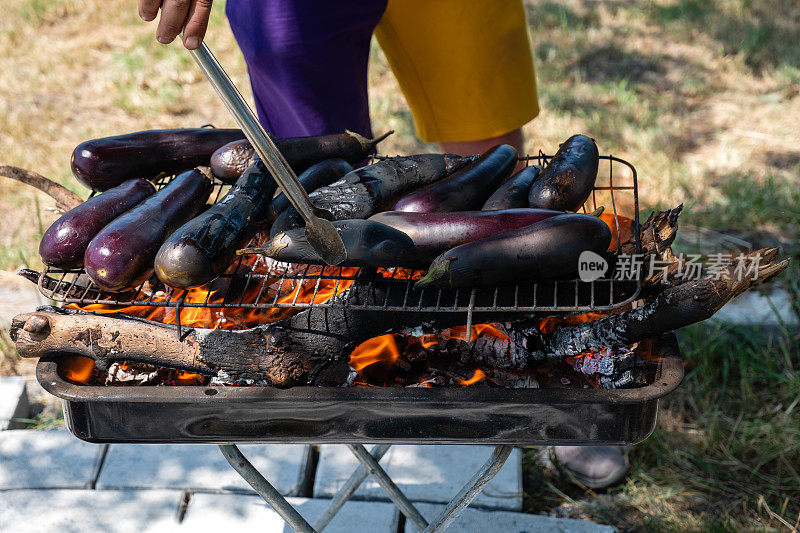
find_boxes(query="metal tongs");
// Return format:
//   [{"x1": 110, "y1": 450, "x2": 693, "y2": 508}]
[{"x1": 186, "y1": 40, "x2": 347, "y2": 266}]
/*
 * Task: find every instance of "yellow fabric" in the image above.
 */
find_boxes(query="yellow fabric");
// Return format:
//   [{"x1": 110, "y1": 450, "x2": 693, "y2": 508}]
[{"x1": 374, "y1": 0, "x2": 539, "y2": 143}]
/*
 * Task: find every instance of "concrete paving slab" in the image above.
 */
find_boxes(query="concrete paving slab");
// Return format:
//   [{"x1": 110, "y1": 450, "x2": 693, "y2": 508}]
[
  {"x1": 96, "y1": 443, "x2": 308, "y2": 494},
  {"x1": 0, "y1": 271, "x2": 45, "y2": 329},
  {"x1": 314, "y1": 445, "x2": 522, "y2": 511},
  {"x1": 409, "y1": 502, "x2": 616, "y2": 533},
  {"x1": 0, "y1": 429, "x2": 104, "y2": 489},
  {"x1": 713, "y1": 288, "x2": 798, "y2": 327},
  {"x1": 183, "y1": 494, "x2": 400, "y2": 532},
  {"x1": 0, "y1": 375, "x2": 30, "y2": 429},
  {"x1": 0, "y1": 489, "x2": 186, "y2": 533}
]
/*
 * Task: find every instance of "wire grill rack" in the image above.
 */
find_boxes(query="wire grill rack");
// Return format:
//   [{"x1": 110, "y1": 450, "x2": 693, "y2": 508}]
[{"x1": 37, "y1": 153, "x2": 641, "y2": 329}]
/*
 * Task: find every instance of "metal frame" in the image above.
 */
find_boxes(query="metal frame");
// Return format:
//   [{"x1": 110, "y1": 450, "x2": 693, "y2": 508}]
[{"x1": 219, "y1": 443, "x2": 514, "y2": 533}]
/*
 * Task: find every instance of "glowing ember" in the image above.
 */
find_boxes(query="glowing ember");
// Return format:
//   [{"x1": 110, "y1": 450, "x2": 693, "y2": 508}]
[
  {"x1": 538, "y1": 313, "x2": 605, "y2": 335},
  {"x1": 348, "y1": 323, "x2": 507, "y2": 386},
  {"x1": 70, "y1": 257, "x2": 358, "y2": 331},
  {"x1": 458, "y1": 368, "x2": 486, "y2": 386}
]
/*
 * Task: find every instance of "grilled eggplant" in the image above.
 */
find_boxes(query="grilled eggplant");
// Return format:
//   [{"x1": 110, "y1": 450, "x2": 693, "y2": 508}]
[
  {"x1": 155, "y1": 158, "x2": 278, "y2": 289},
  {"x1": 527, "y1": 135, "x2": 599, "y2": 211},
  {"x1": 271, "y1": 153, "x2": 478, "y2": 236},
  {"x1": 210, "y1": 130, "x2": 391, "y2": 183},
  {"x1": 239, "y1": 219, "x2": 414, "y2": 268},
  {"x1": 84, "y1": 170, "x2": 212, "y2": 292},
  {"x1": 415, "y1": 214, "x2": 611, "y2": 288},
  {"x1": 482, "y1": 165, "x2": 541, "y2": 211},
  {"x1": 269, "y1": 158, "x2": 352, "y2": 217},
  {"x1": 71, "y1": 128, "x2": 245, "y2": 191},
  {"x1": 39, "y1": 179, "x2": 155, "y2": 268},
  {"x1": 369, "y1": 208, "x2": 563, "y2": 265},
  {"x1": 391, "y1": 145, "x2": 517, "y2": 212}
]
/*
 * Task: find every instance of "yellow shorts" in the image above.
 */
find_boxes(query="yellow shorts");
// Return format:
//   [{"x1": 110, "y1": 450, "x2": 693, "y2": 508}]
[{"x1": 375, "y1": 0, "x2": 539, "y2": 143}]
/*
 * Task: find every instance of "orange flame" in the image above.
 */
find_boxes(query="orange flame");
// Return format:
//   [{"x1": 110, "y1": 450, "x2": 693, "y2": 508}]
[
  {"x1": 349, "y1": 334, "x2": 401, "y2": 371},
  {"x1": 538, "y1": 313, "x2": 605, "y2": 335},
  {"x1": 61, "y1": 355, "x2": 95, "y2": 383},
  {"x1": 600, "y1": 213, "x2": 634, "y2": 250},
  {"x1": 458, "y1": 368, "x2": 486, "y2": 386},
  {"x1": 69, "y1": 259, "x2": 358, "y2": 331}
]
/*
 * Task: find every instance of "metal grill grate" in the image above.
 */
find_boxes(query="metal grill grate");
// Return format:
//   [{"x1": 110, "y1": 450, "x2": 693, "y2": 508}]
[{"x1": 37, "y1": 154, "x2": 641, "y2": 323}]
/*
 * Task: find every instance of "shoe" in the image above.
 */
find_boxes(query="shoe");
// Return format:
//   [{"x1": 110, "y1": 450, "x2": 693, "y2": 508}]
[{"x1": 551, "y1": 445, "x2": 628, "y2": 489}]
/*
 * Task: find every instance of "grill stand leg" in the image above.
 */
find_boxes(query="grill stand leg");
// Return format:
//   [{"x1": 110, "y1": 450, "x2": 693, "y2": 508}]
[
  {"x1": 219, "y1": 443, "x2": 514, "y2": 533},
  {"x1": 313, "y1": 444, "x2": 392, "y2": 531},
  {"x1": 423, "y1": 445, "x2": 514, "y2": 533},
  {"x1": 347, "y1": 443, "x2": 430, "y2": 530},
  {"x1": 218, "y1": 444, "x2": 315, "y2": 533}
]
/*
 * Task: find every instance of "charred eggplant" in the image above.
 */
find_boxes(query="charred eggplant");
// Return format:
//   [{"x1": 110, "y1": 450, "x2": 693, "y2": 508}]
[
  {"x1": 528, "y1": 135, "x2": 599, "y2": 211},
  {"x1": 482, "y1": 165, "x2": 541, "y2": 211},
  {"x1": 210, "y1": 130, "x2": 391, "y2": 182},
  {"x1": 155, "y1": 158, "x2": 278, "y2": 289},
  {"x1": 239, "y1": 219, "x2": 414, "y2": 267},
  {"x1": 271, "y1": 153, "x2": 478, "y2": 236},
  {"x1": 270, "y1": 158, "x2": 352, "y2": 217},
  {"x1": 391, "y1": 144, "x2": 517, "y2": 212}
]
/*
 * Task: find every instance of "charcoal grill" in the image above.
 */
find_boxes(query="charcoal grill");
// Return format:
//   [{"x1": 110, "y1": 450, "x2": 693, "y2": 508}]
[{"x1": 30, "y1": 154, "x2": 675, "y2": 532}]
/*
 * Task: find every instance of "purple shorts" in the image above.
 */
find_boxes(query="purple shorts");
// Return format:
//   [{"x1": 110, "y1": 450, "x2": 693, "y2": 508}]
[{"x1": 226, "y1": 1, "x2": 387, "y2": 139}]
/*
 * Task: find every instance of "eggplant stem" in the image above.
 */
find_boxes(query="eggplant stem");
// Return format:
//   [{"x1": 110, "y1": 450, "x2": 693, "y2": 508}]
[
  {"x1": 414, "y1": 256, "x2": 454, "y2": 289},
  {"x1": 345, "y1": 129, "x2": 394, "y2": 150}
]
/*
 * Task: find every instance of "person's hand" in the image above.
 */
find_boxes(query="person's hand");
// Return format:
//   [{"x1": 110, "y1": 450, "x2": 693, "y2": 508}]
[{"x1": 138, "y1": 0, "x2": 213, "y2": 50}]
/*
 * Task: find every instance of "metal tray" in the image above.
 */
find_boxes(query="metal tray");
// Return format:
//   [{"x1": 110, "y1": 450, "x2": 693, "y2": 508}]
[{"x1": 37, "y1": 334, "x2": 683, "y2": 446}]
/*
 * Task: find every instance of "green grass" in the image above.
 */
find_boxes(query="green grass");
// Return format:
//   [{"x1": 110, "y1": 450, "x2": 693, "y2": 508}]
[{"x1": 524, "y1": 324, "x2": 800, "y2": 531}]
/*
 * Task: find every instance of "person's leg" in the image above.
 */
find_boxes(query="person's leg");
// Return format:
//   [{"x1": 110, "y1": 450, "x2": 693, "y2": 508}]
[
  {"x1": 226, "y1": 0, "x2": 387, "y2": 139},
  {"x1": 440, "y1": 129, "x2": 524, "y2": 157},
  {"x1": 375, "y1": 0, "x2": 538, "y2": 151}
]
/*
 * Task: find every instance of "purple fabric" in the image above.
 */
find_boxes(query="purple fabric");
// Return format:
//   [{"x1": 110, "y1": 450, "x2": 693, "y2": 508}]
[{"x1": 226, "y1": 0, "x2": 387, "y2": 139}]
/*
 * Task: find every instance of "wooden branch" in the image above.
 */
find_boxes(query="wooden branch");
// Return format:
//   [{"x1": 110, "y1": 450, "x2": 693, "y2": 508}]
[
  {"x1": 0, "y1": 165, "x2": 84, "y2": 213},
  {"x1": 10, "y1": 307, "x2": 304, "y2": 387},
  {"x1": 426, "y1": 248, "x2": 789, "y2": 369}
]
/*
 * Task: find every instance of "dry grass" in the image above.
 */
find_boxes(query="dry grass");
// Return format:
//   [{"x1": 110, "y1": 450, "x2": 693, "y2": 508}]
[{"x1": 0, "y1": 0, "x2": 798, "y2": 529}]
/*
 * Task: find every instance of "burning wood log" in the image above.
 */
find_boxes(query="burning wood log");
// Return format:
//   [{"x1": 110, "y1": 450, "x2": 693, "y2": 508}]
[
  {"x1": 0, "y1": 165, "x2": 84, "y2": 213},
  {"x1": 10, "y1": 307, "x2": 307, "y2": 387},
  {"x1": 428, "y1": 248, "x2": 788, "y2": 369}
]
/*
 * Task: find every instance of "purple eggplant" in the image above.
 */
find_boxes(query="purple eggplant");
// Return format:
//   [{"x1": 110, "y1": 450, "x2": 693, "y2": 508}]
[
  {"x1": 210, "y1": 130, "x2": 391, "y2": 183},
  {"x1": 71, "y1": 128, "x2": 245, "y2": 191},
  {"x1": 528, "y1": 135, "x2": 599, "y2": 211},
  {"x1": 415, "y1": 214, "x2": 611, "y2": 288},
  {"x1": 39, "y1": 179, "x2": 155, "y2": 268},
  {"x1": 269, "y1": 158, "x2": 352, "y2": 218},
  {"x1": 369, "y1": 208, "x2": 564, "y2": 265},
  {"x1": 391, "y1": 145, "x2": 518, "y2": 213},
  {"x1": 239, "y1": 219, "x2": 414, "y2": 268},
  {"x1": 154, "y1": 158, "x2": 278, "y2": 289},
  {"x1": 482, "y1": 165, "x2": 541, "y2": 211},
  {"x1": 84, "y1": 170, "x2": 212, "y2": 292},
  {"x1": 270, "y1": 153, "x2": 479, "y2": 237}
]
